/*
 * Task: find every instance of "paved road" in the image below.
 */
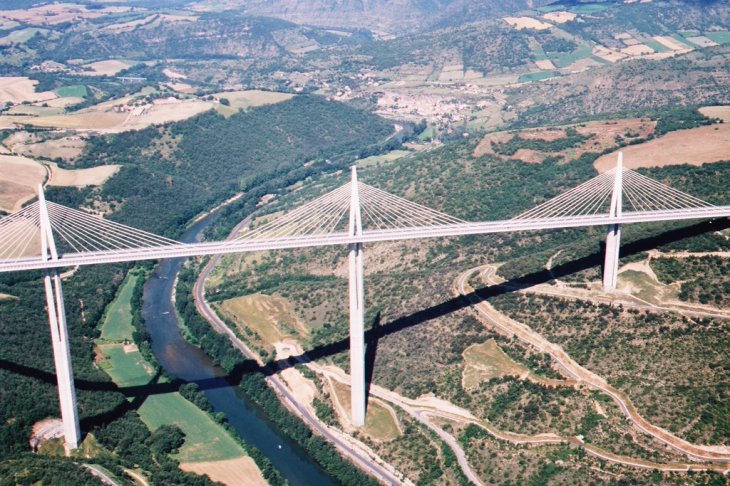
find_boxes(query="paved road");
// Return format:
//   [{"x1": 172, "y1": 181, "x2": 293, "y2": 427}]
[
  {"x1": 82, "y1": 464, "x2": 117, "y2": 486},
  {"x1": 460, "y1": 265, "x2": 730, "y2": 467},
  {"x1": 192, "y1": 215, "x2": 404, "y2": 486}
]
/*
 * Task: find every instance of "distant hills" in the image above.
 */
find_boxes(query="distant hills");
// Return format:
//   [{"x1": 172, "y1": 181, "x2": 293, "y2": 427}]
[{"x1": 239, "y1": 0, "x2": 555, "y2": 33}]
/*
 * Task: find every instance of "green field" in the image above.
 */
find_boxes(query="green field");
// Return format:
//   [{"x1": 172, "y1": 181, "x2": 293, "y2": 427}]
[
  {"x1": 356, "y1": 149, "x2": 411, "y2": 168},
  {"x1": 532, "y1": 47, "x2": 548, "y2": 61},
  {"x1": 99, "y1": 274, "x2": 138, "y2": 342},
  {"x1": 548, "y1": 45, "x2": 592, "y2": 68},
  {"x1": 671, "y1": 33, "x2": 697, "y2": 48},
  {"x1": 100, "y1": 345, "x2": 155, "y2": 388},
  {"x1": 536, "y1": 5, "x2": 565, "y2": 12},
  {"x1": 54, "y1": 85, "x2": 88, "y2": 98},
  {"x1": 139, "y1": 392, "x2": 245, "y2": 462},
  {"x1": 97, "y1": 273, "x2": 246, "y2": 463},
  {"x1": 518, "y1": 71, "x2": 555, "y2": 83},
  {"x1": 418, "y1": 126, "x2": 436, "y2": 142},
  {"x1": 570, "y1": 3, "x2": 611, "y2": 14},
  {"x1": 643, "y1": 40, "x2": 671, "y2": 53},
  {"x1": 705, "y1": 31, "x2": 730, "y2": 45},
  {"x1": 0, "y1": 28, "x2": 48, "y2": 45}
]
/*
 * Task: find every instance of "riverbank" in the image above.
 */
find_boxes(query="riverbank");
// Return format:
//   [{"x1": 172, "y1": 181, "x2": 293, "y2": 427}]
[{"x1": 96, "y1": 273, "x2": 269, "y2": 486}]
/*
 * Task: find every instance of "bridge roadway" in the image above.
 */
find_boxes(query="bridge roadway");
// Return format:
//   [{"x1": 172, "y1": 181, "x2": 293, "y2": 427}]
[{"x1": 3, "y1": 206, "x2": 730, "y2": 272}]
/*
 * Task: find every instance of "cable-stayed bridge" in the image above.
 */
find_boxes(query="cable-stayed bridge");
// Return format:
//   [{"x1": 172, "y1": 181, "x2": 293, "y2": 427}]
[{"x1": 1, "y1": 153, "x2": 729, "y2": 451}]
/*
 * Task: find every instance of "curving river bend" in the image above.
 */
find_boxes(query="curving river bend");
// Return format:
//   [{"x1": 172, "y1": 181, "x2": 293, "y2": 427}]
[{"x1": 140, "y1": 212, "x2": 339, "y2": 486}]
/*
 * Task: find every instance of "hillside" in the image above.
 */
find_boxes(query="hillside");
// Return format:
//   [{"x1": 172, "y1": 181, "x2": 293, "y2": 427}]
[
  {"x1": 205, "y1": 107, "x2": 730, "y2": 484},
  {"x1": 69, "y1": 95, "x2": 394, "y2": 236},
  {"x1": 239, "y1": 0, "x2": 554, "y2": 34}
]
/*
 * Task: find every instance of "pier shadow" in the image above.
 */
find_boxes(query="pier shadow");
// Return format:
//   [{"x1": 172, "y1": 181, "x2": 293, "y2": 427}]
[{"x1": 364, "y1": 312, "x2": 381, "y2": 413}]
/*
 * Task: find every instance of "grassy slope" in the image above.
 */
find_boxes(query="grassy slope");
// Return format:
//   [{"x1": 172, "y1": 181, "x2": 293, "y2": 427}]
[{"x1": 99, "y1": 274, "x2": 138, "y2": 342}]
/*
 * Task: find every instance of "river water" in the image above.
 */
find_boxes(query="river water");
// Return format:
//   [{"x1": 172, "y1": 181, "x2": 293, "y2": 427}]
[{"x1": 140, "y1": 213, "x2": 339, "y2": 486}]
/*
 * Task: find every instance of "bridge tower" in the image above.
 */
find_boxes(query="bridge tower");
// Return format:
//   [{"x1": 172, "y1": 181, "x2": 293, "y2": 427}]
[
  {"x1": 348, "y1": 167, "x2": 366, "y2": 427},
  {"x1": 603, "y1": 153, "x2": 623, "y2": 291},
  {"x1": 39, "y1": 185, "x2": 81, "y2": 452}
]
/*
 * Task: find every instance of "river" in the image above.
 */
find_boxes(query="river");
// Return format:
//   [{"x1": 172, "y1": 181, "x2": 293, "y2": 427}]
[{"x1": 140, "y1": 212, "x2": 339, "y2": 486}]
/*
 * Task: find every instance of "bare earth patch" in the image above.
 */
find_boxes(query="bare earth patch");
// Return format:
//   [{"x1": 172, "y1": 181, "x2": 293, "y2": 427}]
[
  {"x1": 594, "y1": 123, "x2": 730, "y2": 172},
  {"x1": 534, "y1": 59, "x2": 556, "y2": 70},
  {"x1": 503, "y1": 17, "x2": 551, "y2": 30},
  {"x1": 220, "y1": 293, "x2": 307, "y2": 347},
  {"x1": 0, "y1": 101, "x2": 212, "y2": 132},
  {"x1": 621, "y1": 44, "x2": 655, "y2": 56},
  {"x1": 13, "y1": 137, "x2": 86, "y2": 161},
  {"x1": 699, "y1": 105, "x2": 730, "y2": 122},
  {"x1": 542, "y1": 11, "x2": 577, "y2": 23},
  {"x1": 81, "y1": 60, "x2": 134, "y2": 76},
  {"x1": 0, "y1": 77, "x2": 57, "y2": 104},
  {"x1": 0, "y1": 155, "x2": 45, "y2": 212},
  {"x1": 47, "y1": 162, "x2": 120, "y2": 187},
  {"x1": 474, "y1": 118, "x2": 655, "y2": 162},
  {"x1": 462, "y1": 339, "x2": 528, "y2": 388},
  {"x1": 211, "y1": 90, "x2": 295, "y2": 111},
  {"x1": 0, "y1": 4, "x2": 130, "y2": 25},
  {"x1": 179, "y1": 457, "x2": 267, "y2": 486},
  {"x1": 30, "y1": 418, "x2": 63, "y2": 451}
]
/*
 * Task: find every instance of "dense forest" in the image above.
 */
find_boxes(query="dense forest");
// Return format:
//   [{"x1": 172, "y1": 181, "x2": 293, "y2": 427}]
[{"x1": 74, "y1": 95, "x2": 394, "y2": 237}]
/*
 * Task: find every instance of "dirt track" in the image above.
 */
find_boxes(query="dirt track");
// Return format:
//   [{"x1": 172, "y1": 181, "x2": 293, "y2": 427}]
[{"x1": 459, "y1": 265, "x2": 730, "y2": 467}]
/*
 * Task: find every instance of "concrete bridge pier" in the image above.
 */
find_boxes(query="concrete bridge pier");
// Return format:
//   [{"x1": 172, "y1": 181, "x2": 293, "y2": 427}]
[
  {"x1": 39, "y1": 186, "x2": 81, "y2": 451},
  {"x1": 348, "y1": 168, "x2": 366, "y2": 427},
  {"x1": 603, "y1": 153, "x2": 623, "y2": 291}
]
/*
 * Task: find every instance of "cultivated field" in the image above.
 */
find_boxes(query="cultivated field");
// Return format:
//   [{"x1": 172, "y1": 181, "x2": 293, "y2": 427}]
[
  {"x1": 356, "y1": 149, "x2": 411, "y2": 168},
  {"x1": 0, "y1": 77, "x2": 57, "y2": 104},
  {"x1": 594, "y1": 123, "x2": 730, "y2": 172},
  {"x1": 180, "y1": 457, "x2": 268, "y2": 486},
  {"x1": 462, "y1": 339, "x2": 528, "y2": 389},
  {"x1": 99, "y1": 275, "x2": 138, "y2": 342},
  {"x1": 0, "y1": 100, "x2": 212, "y2": 131},
  {"x1": 48, "y1": 162, "x2": 120, "y2": 187},
  {"x1": 0, "y1": 28, "x2": 49, "y2": 45},
  {"x1": 139, "y1": 392, "x2": 245, "y2": 462},
  {"x1": 0, "y1": 155, "x2": 45, "y2": 212},
  {"x1": 99, "y1": 344, "x2": 156, "y2": 388},
  {"x1": 503, "y1": 17, "x2": 551, "y2": 30},
  {"x1": 95, "y1": 275, "x2": 260, "y2": 477},
  {"x1": 122, "y1": 101, "x2": 213, "y2": 129},
  {"x1": 81, "y1": 60, "x2": 133, "y2": 76},
  {"x1": 474, "y1": 118, "x2": 655, "y2": 164},
  {"x1": 0, "y1": 110, "x2": 127, "y2": 130},
  {"x1": 220, "y1": 293, "x2": 306, "y2": 346},
  {"x1": 13, "y1": 137, "x2": 86, "y2": 161},
  {"x1": 542, "y1": 11, "x2": 576, "y2": 23},
  {"x1": 211, "y1": 90, "x2": 295, "y2": 111},
  {"x1": 699, "y1": 105, "x2": 730, "y2": 122},
  {"x1": 0, "y1": 3, "x2": 130, "y2": 25},
  {"x1": 54, "y1": 85, "x2": 87, "y2": 98}
]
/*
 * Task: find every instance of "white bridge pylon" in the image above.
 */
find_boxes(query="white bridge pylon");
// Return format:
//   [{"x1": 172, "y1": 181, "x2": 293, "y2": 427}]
[{"x1": 0, "y1": 154, "x2": 728, "y2": 443}]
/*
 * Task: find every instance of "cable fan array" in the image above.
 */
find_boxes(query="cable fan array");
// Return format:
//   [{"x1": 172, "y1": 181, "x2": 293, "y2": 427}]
[
  {"x1": 235, "y1": 181, "x2": 465, "y2": 241},
  {"x1": 512, "y1": 168, "x2": 715, "y2": 221},
  {"x1": 0, "y1": 201, "x2": 186, "y2": 263}
]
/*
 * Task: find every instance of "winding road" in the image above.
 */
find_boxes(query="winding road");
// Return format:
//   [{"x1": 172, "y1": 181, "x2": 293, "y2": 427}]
[{"x1": 459, "y1": 265, "x2": 730, "y2": 468}]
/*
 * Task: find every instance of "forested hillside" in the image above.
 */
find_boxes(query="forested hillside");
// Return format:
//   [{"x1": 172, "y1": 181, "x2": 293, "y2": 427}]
[{"x1": 73, "y1": 95, "x2": 394, "y2": 236}]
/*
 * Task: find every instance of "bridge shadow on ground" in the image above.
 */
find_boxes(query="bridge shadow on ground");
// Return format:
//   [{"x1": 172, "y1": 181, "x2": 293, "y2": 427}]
[
  {"x1": 2, "y1": 218, "x2": 727, "y2": 427},
  {"x1": 265, "y1": 217, "x2": 730, "y2": 377}
]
